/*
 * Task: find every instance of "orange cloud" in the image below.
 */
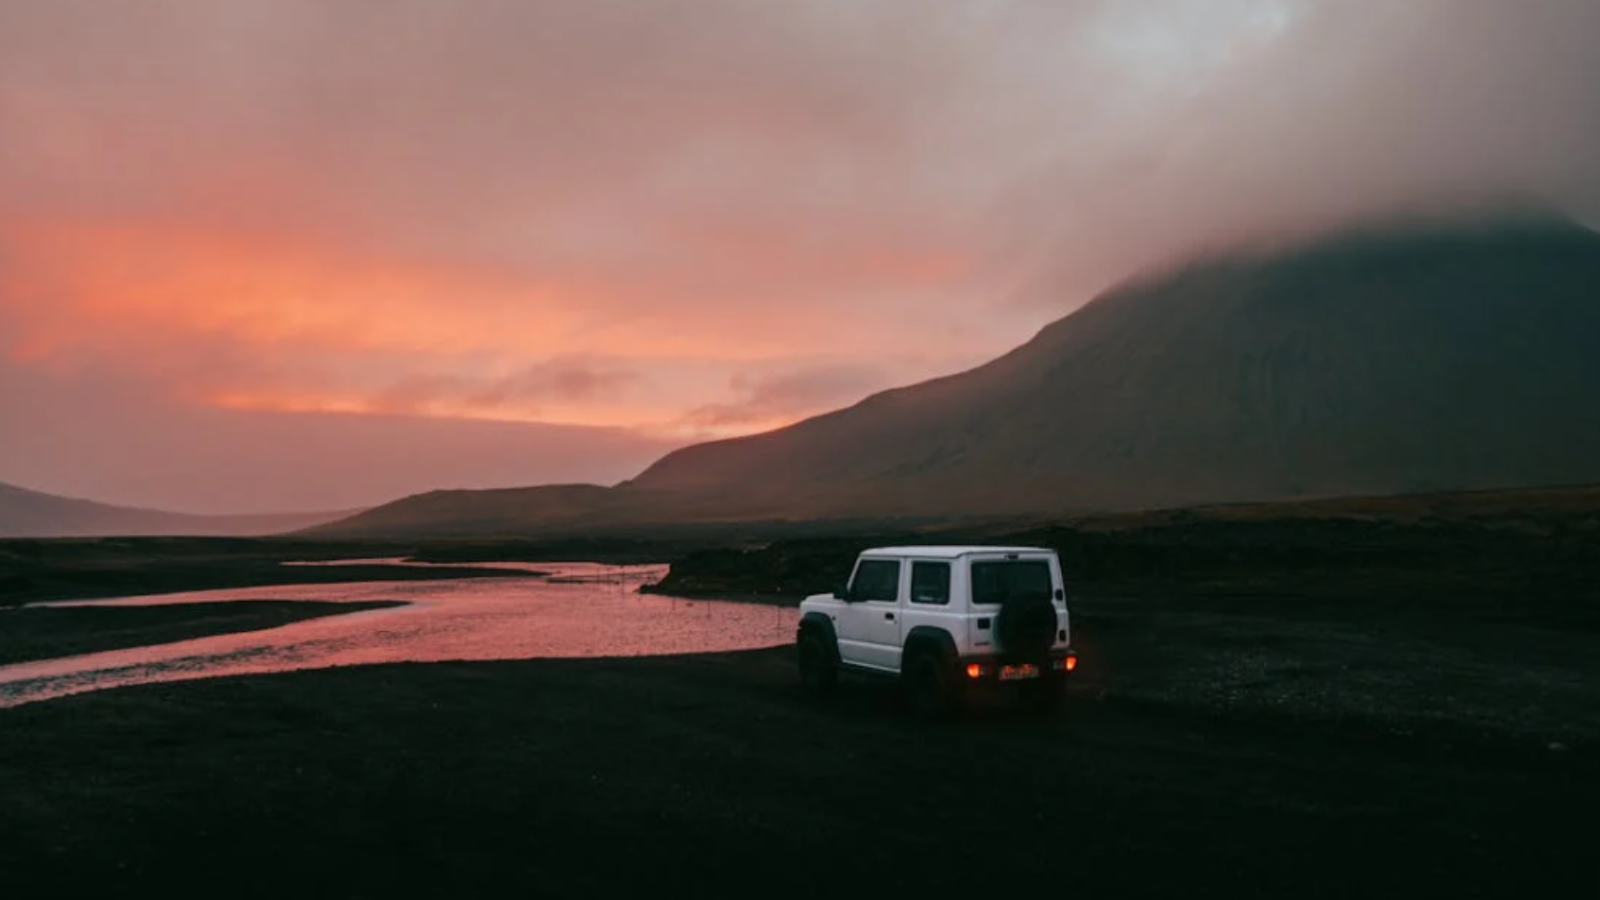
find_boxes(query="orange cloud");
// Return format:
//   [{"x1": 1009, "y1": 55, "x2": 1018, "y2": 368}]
[
  {"x1": 683, "y1": 363, "x2": 891, "y2": 430},
  {"x1": 3, "y1": 214, "x2": 948, "y2": 363},
  {"x1": 203, "y1": 389, "x2": 663, "y2": 433},
  {"x1": 3, "y1": 217, "x2": 586, "y2": 355},
  {"x1": 201, "y1": 357, "x2": 659, "y2": 431},
  {"x1": 0, "y1": 210, "x2": 1001, "y2": 439}
]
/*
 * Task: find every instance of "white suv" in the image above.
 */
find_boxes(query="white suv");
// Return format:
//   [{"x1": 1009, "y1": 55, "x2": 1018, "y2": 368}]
[{"x1": 796, "y1": 546, "x2": 1077, "y2": 714}]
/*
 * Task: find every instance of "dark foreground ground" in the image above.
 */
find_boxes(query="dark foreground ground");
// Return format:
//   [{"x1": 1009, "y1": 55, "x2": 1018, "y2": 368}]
[
  {"x1": 1, "y1": 645, "x2": 1593, "y2": 899},
  {"x1": 3, "y1": 485, "x2": 1598, "y2": 897}
]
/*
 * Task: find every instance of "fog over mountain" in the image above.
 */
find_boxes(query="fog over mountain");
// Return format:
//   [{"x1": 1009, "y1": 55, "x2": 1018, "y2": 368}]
[{"x1": 314, "y1": 213, "x2": 1600, "y2": 536}]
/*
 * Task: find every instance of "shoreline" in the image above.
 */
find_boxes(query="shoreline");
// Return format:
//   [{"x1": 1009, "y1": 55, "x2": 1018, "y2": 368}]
[
  {"x1": 0, "y1": 599, "x2": 406, "y2": 667},
  {"x1": 0, "y1": 539, "x2": 538, "y2": 608}
]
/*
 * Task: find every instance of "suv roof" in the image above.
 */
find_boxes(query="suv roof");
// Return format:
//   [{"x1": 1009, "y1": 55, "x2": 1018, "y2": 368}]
[{"x1": 858, "y1": 545, "x2": 1054, "y2": 560}]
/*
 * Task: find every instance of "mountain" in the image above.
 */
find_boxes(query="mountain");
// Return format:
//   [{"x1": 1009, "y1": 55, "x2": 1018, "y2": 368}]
[
  {"x1": 0, "y1": 482, "x2": 355, "y2": 538},
  {"x1": 313, "y1": 212, "x2": 1600, "y2": 537}
]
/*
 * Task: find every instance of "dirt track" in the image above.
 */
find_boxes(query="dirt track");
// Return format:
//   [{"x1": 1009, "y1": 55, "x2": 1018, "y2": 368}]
[{"x1": 2, "y1": 640, "x2": 1592, "y2": 899}]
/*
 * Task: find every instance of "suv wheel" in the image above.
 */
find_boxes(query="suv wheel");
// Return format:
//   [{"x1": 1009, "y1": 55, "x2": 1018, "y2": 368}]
[
  {"x1": 904, "y1": 651, "x2": 954, "y2": 718},
  {"x1": 797, "y1": 630, "x2": 838, "y2": 694}
]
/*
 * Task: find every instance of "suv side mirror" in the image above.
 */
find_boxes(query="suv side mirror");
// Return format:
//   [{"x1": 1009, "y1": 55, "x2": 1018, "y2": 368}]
[
  {"x1": 833, "y1": 583, "x2": 853, "y2": 602},
  {"x1": 1054, "y1": 588, "x2": 1064, "y2": 601}
]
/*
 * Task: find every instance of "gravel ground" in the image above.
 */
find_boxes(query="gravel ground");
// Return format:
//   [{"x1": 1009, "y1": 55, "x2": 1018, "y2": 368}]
[{"x1": 2, "y1": 624, "x2": 1593, "y2": 898}]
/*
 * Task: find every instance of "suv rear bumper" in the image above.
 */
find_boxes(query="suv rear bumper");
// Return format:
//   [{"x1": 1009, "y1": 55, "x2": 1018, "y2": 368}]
[{"x1": 956, "y1": 648, "x2": 1077, "y2": 683}]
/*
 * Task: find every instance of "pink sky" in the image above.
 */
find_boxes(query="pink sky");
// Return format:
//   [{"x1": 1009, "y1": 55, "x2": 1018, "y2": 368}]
[{"x1": 3, "y1": 1, "x2": 1598, "y2": 513}]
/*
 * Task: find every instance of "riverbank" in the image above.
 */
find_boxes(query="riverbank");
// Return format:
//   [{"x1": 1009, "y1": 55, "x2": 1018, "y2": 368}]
[
  {"x1": 0, "y1": 600, "x2": 405, "y2": 666},
  {"x1": 0, "y1": 537, "x2": 535, "y2": 607},
  {"x1": 644, "y1": 484, "x2": 1600, "y2": 634}
]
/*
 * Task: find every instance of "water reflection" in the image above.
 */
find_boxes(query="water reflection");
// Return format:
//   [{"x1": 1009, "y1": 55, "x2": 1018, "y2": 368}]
[{"x1": 0, "y1": 561, "x2": 797, "y2": 708}]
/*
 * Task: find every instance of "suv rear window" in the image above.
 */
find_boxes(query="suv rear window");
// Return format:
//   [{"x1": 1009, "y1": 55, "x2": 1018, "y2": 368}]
[
  {"x1": 909, "y1": 561, "x2": 950, "y2": 605},
  {"x1": 970, "y1": 560, "x2": 1053, "y2": 606},
  {"x1": 850, "y1": 559, "x2": 901, "y2": 602}
]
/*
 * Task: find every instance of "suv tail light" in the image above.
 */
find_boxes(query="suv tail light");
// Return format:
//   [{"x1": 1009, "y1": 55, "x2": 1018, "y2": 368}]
[{"x1": 1049, "y1": 653, "x2": 1079, "y2": 672}]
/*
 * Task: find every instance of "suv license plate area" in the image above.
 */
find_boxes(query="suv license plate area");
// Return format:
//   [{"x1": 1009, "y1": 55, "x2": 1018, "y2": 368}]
[{"x1": 998, "y1": 663, "x2": 1039, "y2": 682}]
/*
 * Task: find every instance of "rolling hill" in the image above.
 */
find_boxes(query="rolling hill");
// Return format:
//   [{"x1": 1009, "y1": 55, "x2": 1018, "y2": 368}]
[
  {"x1": 0, "y1": 481, "x2": 354, "y2": 538},
  {"x1": 312, "y1": 211, "x2": 1600, "y2": 537}
]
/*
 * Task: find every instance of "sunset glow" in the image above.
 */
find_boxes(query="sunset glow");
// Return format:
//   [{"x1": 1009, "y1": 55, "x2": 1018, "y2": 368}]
[{"x1": 3, "y1": 0, "x2": 1596, "y2": 513}]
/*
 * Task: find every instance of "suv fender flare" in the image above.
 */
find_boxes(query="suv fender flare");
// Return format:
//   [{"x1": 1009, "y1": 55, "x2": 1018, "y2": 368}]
[
  {"x1": 798, "y1": 612, "x2": 841, "y2": 661},
  {"x1": 902, "y1": 626, "x2": 958, "y2": 665}
]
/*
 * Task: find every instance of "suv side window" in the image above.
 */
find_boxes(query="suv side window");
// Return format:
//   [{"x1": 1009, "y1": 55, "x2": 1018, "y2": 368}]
[
  {"x1": 850, "y1": 559, "x2": 901, "y2": 602},
  {"x1": 909, "y1": 561, "x2": 950, "y2": 605}
]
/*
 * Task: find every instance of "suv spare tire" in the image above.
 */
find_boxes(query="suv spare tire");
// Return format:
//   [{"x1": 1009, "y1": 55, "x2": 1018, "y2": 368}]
[{"x1": 995, "y1": 594, "x2": 1056, "y2": 657}]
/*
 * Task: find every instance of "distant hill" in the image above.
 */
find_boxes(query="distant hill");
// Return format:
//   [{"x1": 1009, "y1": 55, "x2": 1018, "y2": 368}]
[
  {"x1": 0, "y1": 482, "x2": 354, "y2": 538},
  {"x1": 312, "y1": 212, "x2": 1600, "y2": 538}
]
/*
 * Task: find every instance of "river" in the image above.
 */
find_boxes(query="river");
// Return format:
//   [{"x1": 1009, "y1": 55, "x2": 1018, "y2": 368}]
[{"x1": 0, "y1": 560, "x2": 797, "y2": 708}]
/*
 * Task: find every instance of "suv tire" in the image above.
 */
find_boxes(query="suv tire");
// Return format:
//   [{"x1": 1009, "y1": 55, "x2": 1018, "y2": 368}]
[
  {"x1": 904, "y1": 650, "x2": 955, "y2": 718},
  {"x1": 797, "y1": 629, "x2": 839, "y2": 695}
]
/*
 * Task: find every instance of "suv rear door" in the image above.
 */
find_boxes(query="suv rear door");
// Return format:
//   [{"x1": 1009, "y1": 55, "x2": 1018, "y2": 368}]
[{"x1": 965, "y1": 553, "x2": 1064, "y2": 653}]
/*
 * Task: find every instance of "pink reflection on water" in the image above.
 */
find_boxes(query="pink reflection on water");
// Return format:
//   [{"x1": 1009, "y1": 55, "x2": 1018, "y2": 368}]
[{"x1": 0, "y1": 562, "x2": 797, "y2": 708}]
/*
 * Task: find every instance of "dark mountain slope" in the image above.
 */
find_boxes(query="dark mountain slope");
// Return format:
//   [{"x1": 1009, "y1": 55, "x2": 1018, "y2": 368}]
[
  {"x1": 629, "y1": 215, "x2": 1600, "y2": 516},
  {"x1": 314, "y1": 214, "x2": 1600, "y2": 536}
]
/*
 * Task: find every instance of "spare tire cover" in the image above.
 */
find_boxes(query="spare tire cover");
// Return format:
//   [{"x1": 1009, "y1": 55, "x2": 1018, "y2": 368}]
[{"x1": 995, "y1": 596, "x2": 1057, "y2": 657}]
